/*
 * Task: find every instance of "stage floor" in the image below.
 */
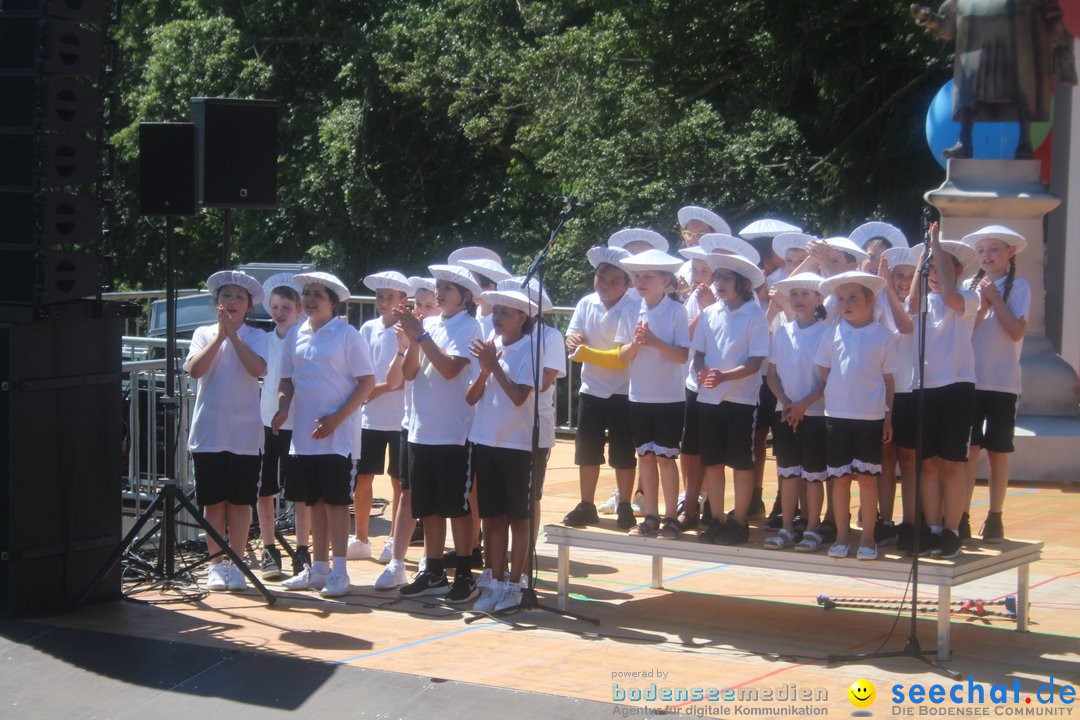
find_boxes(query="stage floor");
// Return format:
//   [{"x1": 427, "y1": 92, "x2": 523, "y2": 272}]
[{"x1": 4, "y1": 440, "x2": 1079, "y2": 718}]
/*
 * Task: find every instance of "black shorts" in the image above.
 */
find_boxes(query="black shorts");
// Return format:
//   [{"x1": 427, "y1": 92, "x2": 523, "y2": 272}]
[
  {"x1": 629, "y1": 401, "x2": 685, "y2": 458},
  {"x1": 826, "y1": 417, "x2": 884, "y2": 478},
  {"x1": 698, "y1": 401, "x2": 757, "y2": 470},
  {"x1": 193, "y1": 451, "x2": 261, "y2": 507},
  {"x1": 356, "y1": 428, "x2": 402, "y2": 477},
  {"x1": 260, "y1": 426, "x2": 293, "y2": 497},
  {"x1": 756, "y1": 380, "x2": 777, "y2": 430},
  {"x1": 574, "y1": 393, "x2": 636, "y2": 469},
  {"x1": 474, "y1": 444, "x2": 533, "y2": 520},
  {"x1": 534, "y1": 447, "x2": 550, "y2": 501},
  {"x1": 291, "y1": 454, "x2": 355, "y2": 506},
  {"x1": 681, "y1": 387, "x2": 701, "y2": 454},
  {"x1": 914, "y1": 382, "x2": 975, "y2": 462},
  {"x1": 892, "y1": 392, "x2": 917, "y2": 450},
  {"x1": 971, "y1": 390, "x2": 1018, "y2": 453},
  {"x1": 408, "y1": 442, "x2": 472, "y2": 519},
  {"x1": 397, "y1": 428, "x2": 411, "y2": 491},
  {"x1": 771, "y1": 414, "x2": 828, "y2": 482}
]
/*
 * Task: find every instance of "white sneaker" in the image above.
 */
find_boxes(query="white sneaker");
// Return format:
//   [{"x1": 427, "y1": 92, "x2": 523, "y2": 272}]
[
  {"x1": 378, "y1": 538, "x2": 394, "y2": 564},
  {"x1": 827, "y1": 543, "x2": 851, "y2": 558},
  {"x1": 494, "y1": 581, "x2": 522, "y2": 612},
  {"x1": 374, "y1": 560, "x2": 407, "y2": 590},
  {"x1": 631, "y1": 490, "x2": 645, "y2": 514},
  {"x1": 473, "y1": 581, "x2": 505, "y2": 613},
  {"x1": 282, "y1": 566, "x2": 328, "y2": 590},
  {"x1": 320, "y1": 571, "x2": 351, "y2": 598},
  {"x1": 346, "y1": 537, "x2": 371, "y2": 560},
  {"x1": 206, "y1": 563, "x2": 229, "y2": 592},
  {"x1": 857, "y1": 545, "x2": 878, "y2": 561},
  {"x1": 226, "y1": 562, "x2": 248, "y2": 592},
  {"x1": 597, "y1": 489, "x2": 620, "y2": 514}
]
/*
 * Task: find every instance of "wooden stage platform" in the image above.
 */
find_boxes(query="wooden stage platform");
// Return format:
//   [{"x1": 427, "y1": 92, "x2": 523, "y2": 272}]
[{"x1": 3, "y1": 440, "x2": 1078, "y2": 718}]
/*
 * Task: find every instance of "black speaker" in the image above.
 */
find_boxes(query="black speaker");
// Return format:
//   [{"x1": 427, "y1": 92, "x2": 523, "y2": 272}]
[
  {"x1": 138, "y1": 122, "x2": 197, "y2": 216},
  {"x1": 190, "y1": 97, "x2": 278, "y2": 208},
  {"x1": 0, "y1": 302, "x2": 122, "y2": 615}
]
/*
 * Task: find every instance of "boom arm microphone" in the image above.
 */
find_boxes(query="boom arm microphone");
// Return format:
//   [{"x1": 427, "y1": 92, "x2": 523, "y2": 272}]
[{"x1": 554, "y1": 195, "x2": 593, "y2": 208}]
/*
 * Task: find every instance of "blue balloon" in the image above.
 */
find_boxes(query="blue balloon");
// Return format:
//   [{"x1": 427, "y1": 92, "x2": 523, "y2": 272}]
[{"x1": 925, "y1": 79, "x2": 1021, "y2": 169}]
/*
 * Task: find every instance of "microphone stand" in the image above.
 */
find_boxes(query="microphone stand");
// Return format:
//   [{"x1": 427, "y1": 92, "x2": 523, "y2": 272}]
[
  {"x1": 515, "y1": 199, "x2": 599, "y2": 624},
  {"x1": 827, "y1": 213, "x2": 957, "y2": 677}
]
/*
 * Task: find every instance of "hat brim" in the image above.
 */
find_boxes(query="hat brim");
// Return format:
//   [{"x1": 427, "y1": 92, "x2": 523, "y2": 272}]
[
  {"x1": 429, "y1": 265, "x2": 483, "y2": 297},
  {"x1": 820, "y1": 273, "x2": 886, "y2": 297},
  {"x1": 938, "y1": 241, "x2": 979, "y2": 279},
  {"x1": 707, "y1": 254, "x2": 766, "y2": 288},
  {"x1": 480, "y1": 290, "x2": 537, "y2": 316},
  {"x1": 294, "y1": 272, "x2": 350, "y2": 303},
  {"x1": 961, "y1": 228, "x2": 1027, "y2": 254},
  {"x1": 363, "y1": 272, "x2": 411, "y2": 295},
  {"x1": 208, "y1": 271, "x2": 264, "y2": 307}
]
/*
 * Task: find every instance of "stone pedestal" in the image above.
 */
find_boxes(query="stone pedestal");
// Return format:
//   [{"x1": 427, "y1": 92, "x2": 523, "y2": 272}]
[{"x1": 925, "y1": 159, "x2": 1080, "y2": 481}]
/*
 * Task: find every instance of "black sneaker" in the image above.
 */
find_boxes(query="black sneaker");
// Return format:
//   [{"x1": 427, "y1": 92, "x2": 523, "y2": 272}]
[
  {"x1": 698, "y1": 518, "x2": 724, "y2": 543},
  {"x1": 765, "y1": 513, "x2": 785, "y2": 531},
  {"x1": 615, "y1": 502, "x2": 636, "y2": 530},
  {"x1": 875, "y1": 519, "x2": 898, "y2": 547},
  {"x1": 935, "y1": 529, "x2": 962, "y2": 559},
  {"x1": 958, "y1": 512, "x2": 972, "y2": 541},
  {"x1": 917, "y1": 531, "x2": 941, "y2": 557},
  {"x1": 399, "y1": 570, "x2": 450, "y2": 598},
  {"x1": 701, "y1": 498, "x2": 712, "y2": 526},
  {"x1": 292, "y1": 546, "x2": 312, "y2": 576},
  {"x1": 749, "y1": 488, "x2": 766, "y2": 518},
  {"x1": 717, "y1": 517, "x2": 750, "y2": 545},
  {"x1": 818, "y1": 519, "x2": 837, "y2": 544},
  {"x1": 260, "y1": 546, "x2": 283, "y2": 581},
  {"x1": 896, "y1": 522, "x2": 915, "y2": 553},
  {"x1": 981, "y1": 512, "x2": 1004, "y2": 543},
  {"x1": 444, "y1": 573, "x2": 478, "y2": 604},
  {"x1": 563, "y1": 501, "x2": 600, "y2": 527}
]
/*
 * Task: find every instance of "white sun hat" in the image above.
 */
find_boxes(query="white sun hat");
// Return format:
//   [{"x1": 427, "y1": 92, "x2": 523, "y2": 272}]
[
  {"x1": 619, "y1": 248, "x2": 684, "y2": 273},
  {"x1": 261, "y1": 271, "x2": 302, "y2": 314},
  {"x1": 505, "y1": 276, "x2": 552, "y2": 312},
  {"x1": 705, "y1": 253, "x2": 766, "y2": 289},
  {"x1": 771, "y1": 272, "x2": 824, "y2": 295},
  {"x1": 207, "y1": 270, "x2": 264, "y2": 307},
  {"x1": 586, "y1": 245, "x2": 631, "y2": 269},
  {"x1": 698, "y1": 233, "x2": 761, "y2": 265},
  {"x1": 454, "y1": 257, "x2": 513, "y2": 283},
  {"x1": 822, "y1": 236, "x2": 870, "y2": 262},
  {"x1": 937, "y1": 240, "x2": 980, "y2": 280},
  {"x1": 428, "y1": 264, "x2": 483, "y2": 297},
  {"x1": 363, "y1": 270, "x2": 411, "y2": 295},
  {"x1": 448, "y1": 246, "x2": 502, "y2": 265},
  {"x1": 479, "y1": 288, "x2": 536, "y2": 316},
  {"x1": 739, "y1": 218, "x2": 802, "y2": 239},
  {"x1": 881, "y1": 247, "x2": 919, "y2": 269},
  {"x1": 408, "y1": 276, "x2": 436, "y2": 296},
  {"x1": 820, "y1": 270, "x2": 887, "y2": 298},
  {"x1": 607, "y1": 228, "x2": 670, "y2": 252},
  {"x1": 772, "y1": 232, "x2": 815, "y2": 259},
  {"x1": 849, "y1": 221, "x2": 907, "y2": 250},
  {"x1": 294, "y1": 271, "x2": 350, "y2": 302},
  {"x1": 677, "y1": 206, "x2": 731, "y2": 235},
  {"x1": 960, "y1": 225, "x2": 1027, "y2": 254}
]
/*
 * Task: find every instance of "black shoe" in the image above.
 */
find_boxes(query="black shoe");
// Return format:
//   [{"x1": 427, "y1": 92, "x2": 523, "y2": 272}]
[
  {"x1": 765, "y1": 514, "x2": 785, "y2": 531},
  {"x1": 981, "y1": 512, "x2": 1005, "y2": 543},
  {"x1": 410, "y1": 519, "x2": 424, "y2": 546},
  {"x1": 658, "y1": 517, "x2": 681, "y2": 540},
  {"x1": 935, "y1": 529, "x2": 962, "y2": 559},
  {"x1": 875, "y1": 519, "x2": 898, "y2": 547},
  {"x1": 445, "y1": 573, "x2": 478, "y2": 604},
  {"x1": 958, "y1": 512, "x2": 972, "y2": 541},
  {"x1": 400, "y1": 570, "x2": 450, "y2": 598},
  {"x1": 717, "y1": 517, "x2": 750, "y2": 546},
  {"x1": 260, "y1": 546, "x2": 283, "y2": 581},
  {"x1": 917, "y1": 531, "x2": 941, "y2": 557},
  {"x1": 698, "y1": 518, "x2": 724, "y2": 543},
  {"x1": 749, "y1": 488, "x2": 766, "y2": 518},
  {"x1": 701, "y1": 498, "x2": 712, "y2": 526},
  {"x1": 818, "y1": 519, "x2": 837, "y2": 544},
  {"x1": 563, "y1": 501, "x2": 600, "y2": 527},
  {"x1": 768, "y1": 494, "x2": 783, "y2": 520},
  {"x1": 292, "y1": 546, "x2": 311, "y2": 576},
  {"x1": 615, "y1": 502, "x2": 636, "y2": 530},
  {"x1": 896, "y1": 522, "x2": 915, "y2": 553}
]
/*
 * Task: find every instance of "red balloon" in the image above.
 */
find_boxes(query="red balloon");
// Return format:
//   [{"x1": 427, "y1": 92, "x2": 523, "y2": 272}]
[{"x1": 1034, "y1": 130, "x2": 1053, "y2": 184}]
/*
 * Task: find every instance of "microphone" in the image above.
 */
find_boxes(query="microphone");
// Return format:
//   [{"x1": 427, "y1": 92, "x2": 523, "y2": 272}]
[{"x1": 554, "y1": 195, "x2": 593, "y2": 208}]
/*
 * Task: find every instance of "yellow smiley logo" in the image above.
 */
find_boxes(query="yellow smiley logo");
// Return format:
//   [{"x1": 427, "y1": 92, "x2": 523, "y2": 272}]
[{"x1": 848, "y1": 679, "x2": 876, "y2": 708}]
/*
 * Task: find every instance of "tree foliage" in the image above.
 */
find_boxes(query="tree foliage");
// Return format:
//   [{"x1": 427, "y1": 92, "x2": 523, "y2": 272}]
[{"x1": 107, "y1": 0, "x2": 949, "y2": 302}]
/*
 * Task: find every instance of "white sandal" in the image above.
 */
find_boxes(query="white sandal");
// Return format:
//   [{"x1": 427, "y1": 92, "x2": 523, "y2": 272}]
[
  {"x1": 764, "y1": 527, "x2": 797, "y2": 550},
  {"x1": 794, "y1": 530, "x2": 823, "y2": 553}
]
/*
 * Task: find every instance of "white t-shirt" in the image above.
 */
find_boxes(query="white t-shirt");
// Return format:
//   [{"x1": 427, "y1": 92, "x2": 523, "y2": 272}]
[
  {"x1": 972, "y1": 276, "x2": 1029, "y2": 395},
  {"x1": 566, "y1": 291, "x2": 635, "y2": 398},
  {"x1": 260, "y1": 328, "x2": 293, "y2": 429},
  {"x1": 408, "y1": 310, "x2": 483, "y2": 445},
  {"x1": 185, "y1": 324, "x2": 267, "y2": 455},
  {"x1": 769, "y1": 319, "x2": 828, "y2": 416},
  {"x1": 476, "y1": 308, "x2": 494, "y2": 343},
  {"x1": 539, "y1": 323, "x2": 567, "y2": 449},
  {"x1": 615, "y1": 295, "x2": 691, "y2": 404},
  {"x1": 691, "y1": 301, "x2": 770, "y2": 406},
  {"x1": 814, "y1": 320, "x2": 897, "y2": 421},
  {"x1": 469, "y1": 334, "x2": 536, "y2": 451},
  {"x1": 893, "y1": 329, "x2": 917, "y2": 394},
  {"x1": 359, "y1": 317, "x2": 406, "y2": 432},
  {"x1": 280, "y1": 317, "x2": 375, "y2": 457},
  {"x1": 914, "y1": 290, "x2": 978, "y2": 389}
]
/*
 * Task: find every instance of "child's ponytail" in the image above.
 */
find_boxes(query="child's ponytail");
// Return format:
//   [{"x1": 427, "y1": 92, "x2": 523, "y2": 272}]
[
  {"x1": 1003, "y1": 257, "x2": 1016, "y2": 303},
  {"x1": 968, "y1": 267, "x2": 986, "y2": 291}
]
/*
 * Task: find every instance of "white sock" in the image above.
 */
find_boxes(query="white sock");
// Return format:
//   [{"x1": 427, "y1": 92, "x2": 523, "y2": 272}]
[
  {"x1": 313, "y1": 560, "x2": 330, "y2": 575},
  {"x1": 930, "y1": 524, "x2": 942, "y2": 535},
  {"x1": 332, "y1": 557, "x2": 347, "y2": 574}
]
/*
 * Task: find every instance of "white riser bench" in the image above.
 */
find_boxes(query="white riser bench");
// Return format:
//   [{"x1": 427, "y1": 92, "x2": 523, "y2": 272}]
[{"x1": 543, "y1": 524, "x2": 1042, "y2": 661}]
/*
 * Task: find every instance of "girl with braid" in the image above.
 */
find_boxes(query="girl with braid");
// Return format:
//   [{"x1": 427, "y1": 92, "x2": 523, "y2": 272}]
[{"x1": 961, "y1": 226, "x2": 1030, "y2": 544}]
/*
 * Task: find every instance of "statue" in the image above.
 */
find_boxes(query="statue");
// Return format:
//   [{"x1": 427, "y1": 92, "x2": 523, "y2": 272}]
[{"x1": 913, "y1": 0, "x2": 1077, "y2": 159}]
